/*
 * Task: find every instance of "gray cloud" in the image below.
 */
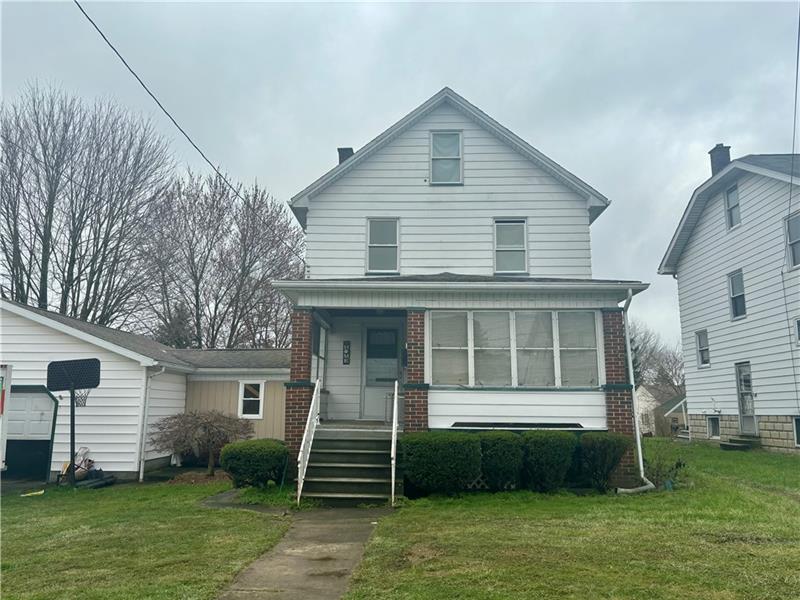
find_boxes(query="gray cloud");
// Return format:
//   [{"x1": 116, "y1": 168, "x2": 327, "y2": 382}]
[{"x1": 3, "y1": 1, "x2": 797, "y2": 344}]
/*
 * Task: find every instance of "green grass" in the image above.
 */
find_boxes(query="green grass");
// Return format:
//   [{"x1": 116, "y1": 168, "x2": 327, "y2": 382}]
[
  {"x1": 1, "y1": 481, "x2": 289, "y2": 600},
  {"x1": 237, "y1": 481, "x2": 320, "y2": 510},
  {"x1": 346, "y1": 440, "x2": 800, "y2": 600}
]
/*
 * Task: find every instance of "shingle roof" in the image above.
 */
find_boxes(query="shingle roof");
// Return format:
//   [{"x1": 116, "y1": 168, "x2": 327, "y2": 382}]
[
  {"x1": 172, "y1": 349, "x2": 290, "y2": 369},
  {"x1": 738, "y1": 154, "x2": 800, "y2": 179},
  {"x1": 1, "y1": 300, "x2": 289, "y2": 370}
]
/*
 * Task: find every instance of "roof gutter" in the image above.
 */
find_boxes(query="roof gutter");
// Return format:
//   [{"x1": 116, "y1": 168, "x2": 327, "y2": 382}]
[{"x1": 273, "y1": 280, "x2": 649, "y2": 294}]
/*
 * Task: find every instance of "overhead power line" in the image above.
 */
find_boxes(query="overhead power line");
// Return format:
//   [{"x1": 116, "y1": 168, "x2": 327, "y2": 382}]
[{"x1": 71, "y1": 0, "x2": 305, "y2": 265}]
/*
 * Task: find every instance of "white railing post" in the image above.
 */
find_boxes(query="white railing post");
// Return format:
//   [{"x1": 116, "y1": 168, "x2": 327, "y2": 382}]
[
  {"x1": 390, "y1": 379, "x2": 399, "y2": 507},
  {"x1": 296, "y1": 379, "x2": 321, "y2": 506}
]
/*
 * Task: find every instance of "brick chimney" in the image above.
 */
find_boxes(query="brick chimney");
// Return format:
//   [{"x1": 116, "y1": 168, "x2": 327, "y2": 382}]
[
  {"x1": 337, "y1": 147, "x2": 354, "y2": 164},
  {"x1": 709, "y1": 143, "x2": 731, "y2": 176}
]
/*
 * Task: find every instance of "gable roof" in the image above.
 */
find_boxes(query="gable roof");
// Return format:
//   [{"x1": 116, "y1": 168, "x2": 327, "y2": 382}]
[
  {"x1": 659, "y1": 154, "x2": 800, "y2": 274},
  {"x1": 0, "y1": 299, "x2": 289, "y2": 371},
  {"x1": 290, "y1": 87, "x2": 611, "y2": 228}
]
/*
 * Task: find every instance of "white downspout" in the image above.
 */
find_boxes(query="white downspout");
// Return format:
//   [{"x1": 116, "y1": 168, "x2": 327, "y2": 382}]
[
  {"x1": 617, "y1": 288, "x2": 656, "y2": 494},
  {"x1": 138, "y1": 366, "x2": 165, "y2": 482}
]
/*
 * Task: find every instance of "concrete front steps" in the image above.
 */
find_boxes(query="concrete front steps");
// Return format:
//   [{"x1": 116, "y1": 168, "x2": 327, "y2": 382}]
[
  {"x1": 720, "y1": 434, "x2": 762, "y2": 451},
  {"x1": 301, "y1": 427, "x2": 396, "y2": 507}
]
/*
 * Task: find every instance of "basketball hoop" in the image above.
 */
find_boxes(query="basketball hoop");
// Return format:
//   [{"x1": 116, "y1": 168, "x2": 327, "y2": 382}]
[{"x1": 74, "y1": 388, "x2": 91, "y2": 408}]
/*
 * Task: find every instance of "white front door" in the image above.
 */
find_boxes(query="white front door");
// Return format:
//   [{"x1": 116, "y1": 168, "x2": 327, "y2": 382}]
[{"x1": 362, "y1": 328, "x2": 399, "y2": 421}]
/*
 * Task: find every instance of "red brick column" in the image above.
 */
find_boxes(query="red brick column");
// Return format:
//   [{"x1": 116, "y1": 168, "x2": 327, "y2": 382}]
[
  {"x1": 602, "y1": 309, "x2": 638, "y2": 487},
  {"x1": 284, "y1": 308, "x2": 314, "y2": 458},
  {"x1": 404, "y1": 309, "x2": 428, "y2": 431}
]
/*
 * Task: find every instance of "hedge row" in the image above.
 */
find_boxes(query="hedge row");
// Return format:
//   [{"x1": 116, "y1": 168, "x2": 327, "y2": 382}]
[
  {"x1": 401, "y1": 430, "x2": 632, "y2": 495},
  {"x1": 220, "y1": 438, "x2": 289, "y2": 488}
]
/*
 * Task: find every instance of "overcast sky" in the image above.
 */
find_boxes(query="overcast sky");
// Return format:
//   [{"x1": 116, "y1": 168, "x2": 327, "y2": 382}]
[{"x1": 3, "y1": 1, "x2": 798, "y2": 344}]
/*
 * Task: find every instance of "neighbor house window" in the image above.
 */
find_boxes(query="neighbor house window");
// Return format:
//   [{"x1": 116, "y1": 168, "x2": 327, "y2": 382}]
[
  {"x1": 431, "y1": 312, "x2": 469, "y2": 385},
  {"x1": 429, "y1": 310, "x2": 600, "y2": 388},
  {"x1": 728, "y1": 269, "x2": 746, "y2": 319},
  {"x1": 494, "y1": 219, "x2": 527, "y2": 274},
  {"x1": 796, "y1": 319, "x2": 800, "y2": 345},
  {"x1": 696, "y1": 330, "x2": 710, "y2": 367},
  {"x1": 794, "y1": 417, "x2": 800, "y2": 447},
  {"x1": 238, "y1": 382, "x2": 264, "y2": 419},
  {"x1": 788, "y1": 213, "x2": 800, "y2": 267},
  {"x1": 707, "y1": 416, "x2": 720, "y2": 439},
  {"x1": 725, "y1": 185, "x2": 741, "y2": 229},
  {"x1": 430, "y1": 131, "x2": 462, "y2": 184},
  {"x1": 366, "y1": 218, "x2": 398, "y2": 273}
]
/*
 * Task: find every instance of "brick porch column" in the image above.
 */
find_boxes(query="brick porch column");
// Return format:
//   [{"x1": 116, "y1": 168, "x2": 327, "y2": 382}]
[
  {"x1": 284, "y1": 307, "x2": 314, "y2": 458},
  {"x1": 601, "y1": 309, "x2": 639, "y2": 487},
  {"x1": 404, "y1": 308, "x2": 428, "y2": 431}
]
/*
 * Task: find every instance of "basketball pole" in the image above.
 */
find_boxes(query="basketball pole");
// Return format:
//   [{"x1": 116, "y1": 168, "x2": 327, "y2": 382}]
[{"x1": 69, "y1": 384, "x2": 76, "y2": 487}]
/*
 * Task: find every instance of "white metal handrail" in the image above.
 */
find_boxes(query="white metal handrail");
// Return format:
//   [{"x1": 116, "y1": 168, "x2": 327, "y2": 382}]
[
  {"x1": 390, "y1": 379, "x2": 399, "y2": 507},
  {"x1": 297, "y1": 379, "x2": 321, "y2": 506}
]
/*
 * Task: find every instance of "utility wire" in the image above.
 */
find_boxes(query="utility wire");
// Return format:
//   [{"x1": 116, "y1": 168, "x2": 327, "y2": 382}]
[
  {"x1": 779, "y1": 0, "x2": 800, "y2": 413},
  {"x1": 71, "y1": 0, "x2": 306, "y2": 265}
]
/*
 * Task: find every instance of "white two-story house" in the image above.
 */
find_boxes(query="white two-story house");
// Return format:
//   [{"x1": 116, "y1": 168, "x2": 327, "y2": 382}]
[
  {"x1": 659, "y1": 145, "x2": 800, "y2": 453},
  {"x1": 274, "y1": 88, "x2": 648, "y2": 502}
]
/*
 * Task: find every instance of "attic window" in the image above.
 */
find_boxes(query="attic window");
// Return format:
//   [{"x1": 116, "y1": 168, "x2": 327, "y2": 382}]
[
  {"x1": 430, "y1": 131, "x2": 462, "y2": 184},
  {"x1": 725, "y1": 185, "x2": 741, "y2": 229}
]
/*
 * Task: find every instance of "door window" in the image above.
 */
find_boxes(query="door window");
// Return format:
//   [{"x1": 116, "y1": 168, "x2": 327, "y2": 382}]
[{"x1": 366, "y1": 329, "x2": 398, "y2": 386}]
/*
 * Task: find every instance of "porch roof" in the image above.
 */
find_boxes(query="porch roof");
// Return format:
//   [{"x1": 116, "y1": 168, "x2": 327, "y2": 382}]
[{"x1": 272, "y1": 273, "x2": 649, "y2": 304}]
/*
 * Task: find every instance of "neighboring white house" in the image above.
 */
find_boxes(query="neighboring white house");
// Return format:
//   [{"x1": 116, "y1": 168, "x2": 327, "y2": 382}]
[
  {"x1": 659, "y1": 146, "x2": 800, "y2": 453},
  {"x1": 274, "y1": 87, "x2": 649, "y2": 502},
  {"x1": 636, "y1": 385, "x2": 661, "y2": 436},
  {"x1": 0, "y1": 299, "x2": 290, "y2": 480}
]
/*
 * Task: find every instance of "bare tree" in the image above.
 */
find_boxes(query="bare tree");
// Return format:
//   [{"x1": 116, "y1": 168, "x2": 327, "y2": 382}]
[
  {"x1": 0, "y1": 83, "x2": 172, "y2": 325},
  {"x1": 148, "y1": 172, "x2": 304, "y2": 348},
  {"x1": 630, "y1": 319, "x2": 685, "y2": 399}
]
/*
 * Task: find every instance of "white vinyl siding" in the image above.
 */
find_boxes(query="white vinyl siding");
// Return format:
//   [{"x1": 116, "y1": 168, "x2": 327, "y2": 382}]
[
  {"x1": 0, "y1": 307, "x2": 147, "y2": 474},
  {"x1": 144, "y1": 370, "x2": 186, "y2": 460},
  {"x1": 429, "y1": 310, "x2": 603, "y2": 388},
  {"x1": 676, "y1": 172, "x2": 800, "y2": 418},
  {"x1": 304, "y1": 104, "x2": 592, "y2": 279}
]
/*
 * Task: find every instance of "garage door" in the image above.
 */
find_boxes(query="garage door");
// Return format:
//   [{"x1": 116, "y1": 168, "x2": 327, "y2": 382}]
[{"x1": 7, "y1": 389, "x2": 55, "y2": 440}]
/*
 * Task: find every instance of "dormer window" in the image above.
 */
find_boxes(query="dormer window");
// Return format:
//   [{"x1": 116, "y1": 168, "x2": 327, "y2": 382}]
[
  {"x1": 430, "y1": 131, "x2": 462, "y2": 184},
  {"x1": 725, "y1": 185, "x2": 741, "y2": 229},
  {"x1": 366, "y1": 218, "x2": 399, "y2": 273},
  {"x1": 494, "y1": 219, "x2": 527, "y2": 274}
]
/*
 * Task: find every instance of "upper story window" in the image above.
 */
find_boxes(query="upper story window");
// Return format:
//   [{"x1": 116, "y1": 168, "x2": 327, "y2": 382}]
[
  {"x1": 695, "y1": 329, "x2": 710, "y2": 367},
  {"x1": 238, "y1": 381, "x2": 264, "y2": 419},
  {"x1": 728, "y1": 269, "x2": 746, "y2": 319},
  {"x1": 430, "y1": 131, "x2": 462, "y2": 184},
  {"x1": 494, "y1": 219, "x2": 527, "y2": 274},
  {"x1": 366, "y1": 218, "x2": 398, "y2": 273},
  {"x1": 725, "y1": 185, "x2": 741, "y2": 229},
  {"x1": 787, "y1": 212, "x2": 800, "y2": 268}
]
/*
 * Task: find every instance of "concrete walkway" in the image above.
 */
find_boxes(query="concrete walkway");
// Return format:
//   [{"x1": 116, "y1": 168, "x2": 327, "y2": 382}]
[{"x1": 218, "y1": 507, "x2": 390, "y2": 600}]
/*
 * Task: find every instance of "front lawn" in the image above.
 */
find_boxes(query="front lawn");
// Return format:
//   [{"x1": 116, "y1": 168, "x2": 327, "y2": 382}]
[
  {"x1": 346, "y1": 440, "x2": 800, "y2": 600},
  {"x1": 1, "y1": 480, "x2": 289, "y2": 600}
]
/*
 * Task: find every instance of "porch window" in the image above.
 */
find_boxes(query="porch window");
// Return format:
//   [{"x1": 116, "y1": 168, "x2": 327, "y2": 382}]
[
  {"x1": 431, "y1": 311, "x2": 469, "y2": 385},
  {"x1": 430, "y1": 131, "x2": 462, "y2": 184},
  {"x1": 494, "y1": 219, "x2": 527, "y2": 274},
  {"x1": 367, "y1": 218, "x2": 398, "y2": 273},
  {"x1": 238, "y1": 381, "x2": 264, "y2": 419},
  {"x1": 515, "y1": 312, "x2": 555, "y2": 386},
  {"x1": 428, "y1": 310, "x2": 601, "y2": 388},
  {"x1": 473, "y1": 312, "x2": 511, "y2": 386},
  {"x1": 557, "y1": 312, "x2": 599, "y2": 386}
]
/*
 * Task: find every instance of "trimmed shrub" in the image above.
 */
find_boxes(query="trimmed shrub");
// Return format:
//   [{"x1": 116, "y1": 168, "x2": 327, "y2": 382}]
[
  {"x1": 220, "y1": 438, "x2": 289, "y2": 488},
  {"x1": 401, "y1": 431, "x2": 481, "y2": 494},
  {"x1": 479, "y1": 431, "x2": 523, "y2": 491},
  {"x1": 580, "y1": 432, "x2": 633, "y2": 492},
  {"x1": 521, "y1": 431, "x2": 578, "y2": 492}
]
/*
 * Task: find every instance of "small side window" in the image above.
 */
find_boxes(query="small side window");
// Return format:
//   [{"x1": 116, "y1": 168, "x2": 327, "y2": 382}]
[
  {"x1": 725, "y1": 186, "x2": 741, "y2": 229},
  {"x1": 696, "y1": 330, "x2": 710, "y2": 366},
  {"x1": 787, "y1": 213, "x2": 800, "y2": 267},
  {"x1": 794, "y1": 417, "x2": 800, "y2": 447},
  {"x1": 728, "y1": 270, "x2": 746, "y2": 319},
  {"x1": 238, "y1": 382, "x2": 264, "y2": 419},
  {"x1": 707, "y1": 416, "x2": 720, "y2": 439}
]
